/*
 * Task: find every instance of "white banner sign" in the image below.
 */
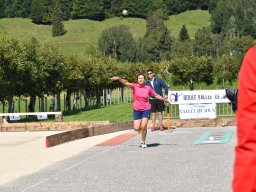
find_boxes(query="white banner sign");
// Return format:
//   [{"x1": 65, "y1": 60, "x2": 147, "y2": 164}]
[
  {"x1": 9, "y1": 114, "x2": 20, "y2": 121},
  {"x1": 37, "y1": 113, "x2": 48, "y2": 120},
  {"x1": 168, "y1": 90, "x2": 230, "y2": 104},
  {"x1": 179, "y1": 103, "x2": 217, "y2": 119}
]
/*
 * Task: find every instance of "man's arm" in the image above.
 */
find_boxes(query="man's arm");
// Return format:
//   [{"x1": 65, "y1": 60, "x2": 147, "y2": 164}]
[
  {"x1": 154, "y1": 94, "x2": 166, "y2": 102},
  {"x1": 111, "y1": 76, "x2": 132, "y2": 87},
  {"x1": 160, "y1": 78, "x2": 169, "y2": 96},
  {"x1": 149, "y1": 88, "x2": 167, "y2": 102}
]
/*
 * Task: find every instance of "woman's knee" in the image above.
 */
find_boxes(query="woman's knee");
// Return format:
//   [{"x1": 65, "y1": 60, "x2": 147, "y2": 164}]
[{"x1": 133, "y1": 120, "x2": 141, "y2": 130}]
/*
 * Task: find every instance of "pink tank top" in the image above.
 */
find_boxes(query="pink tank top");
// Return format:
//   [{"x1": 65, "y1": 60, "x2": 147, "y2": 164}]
[{"x1": 131, "y1": 83, "x2": 157, "y2": 111}]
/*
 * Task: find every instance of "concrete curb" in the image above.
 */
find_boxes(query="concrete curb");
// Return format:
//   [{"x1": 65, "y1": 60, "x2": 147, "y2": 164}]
[{"x1": 46, "y1": 121, "x2": 133, "y2": 147}]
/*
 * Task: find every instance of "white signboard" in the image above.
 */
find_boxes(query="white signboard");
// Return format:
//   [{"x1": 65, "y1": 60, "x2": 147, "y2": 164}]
[
  {"x1": 168, "y1": 90, "x2": 229, "y2": 104},
  {"x1": 179, "y1": 103, "x2": 217, "y2": 119},
  {"x1": 37, "y1": 113, "x2": 48, "y2": 120},
  {"x1": 9, "y1": 114, "x2": 20, "y2": 121}
]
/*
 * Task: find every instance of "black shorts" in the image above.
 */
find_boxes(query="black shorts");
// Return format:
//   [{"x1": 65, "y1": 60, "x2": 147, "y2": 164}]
[{"x1": 150, "y1": 99, "x2": 165, "y2": 112}]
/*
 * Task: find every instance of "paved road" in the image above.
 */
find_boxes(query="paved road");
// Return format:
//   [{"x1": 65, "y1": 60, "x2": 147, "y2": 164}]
[{"x1": 0, "y1": 127, "x2": 236, "y2": 192}]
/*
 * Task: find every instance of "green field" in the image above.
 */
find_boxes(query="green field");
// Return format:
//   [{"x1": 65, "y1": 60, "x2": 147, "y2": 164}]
[
  {"x1": 63, "y1": 103, "x2": 133, "y2": 123},
  {"x1": 0, "y1": 10, "x2": 211, "y2": 54}
]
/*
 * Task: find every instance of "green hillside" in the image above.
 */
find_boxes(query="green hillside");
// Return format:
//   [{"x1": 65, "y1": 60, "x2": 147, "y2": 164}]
[
  {"x1": 0, "y1": 10, "x2": 210, "y2": 54},
  {"x1": 166, "y1": 10, "x2": 211, "y2": 38}
]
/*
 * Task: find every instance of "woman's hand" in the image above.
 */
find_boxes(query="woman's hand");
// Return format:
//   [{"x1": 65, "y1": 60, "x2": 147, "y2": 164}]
[{"x1": 111, "y1": 76, "x2": 120, "y2": 81}]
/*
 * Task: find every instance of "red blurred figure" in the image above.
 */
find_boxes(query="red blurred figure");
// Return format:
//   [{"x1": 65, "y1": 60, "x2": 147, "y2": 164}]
[{"x1": 233, "y1": 45, "x2": 256, "y2": 192}]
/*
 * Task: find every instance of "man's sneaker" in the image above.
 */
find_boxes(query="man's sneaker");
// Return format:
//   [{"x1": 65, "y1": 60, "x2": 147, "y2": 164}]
[
  {"x1": 151, "y1": 126, "x2": 155, "y2": 132},
  {"x1": 159, "y1": 125, "x2": 164, "y2": 131}
]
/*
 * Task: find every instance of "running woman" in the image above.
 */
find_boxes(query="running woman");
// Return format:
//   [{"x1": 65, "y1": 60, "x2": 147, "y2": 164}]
[{"x1": 111, "y1": 75, "x2": 166, "y2": 148}]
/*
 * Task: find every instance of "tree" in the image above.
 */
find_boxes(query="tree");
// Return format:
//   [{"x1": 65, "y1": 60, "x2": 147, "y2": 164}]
[
  {"x1": 138, "y1": 32, "x2": 162, "y2": 62},
  {"x1": 12, "y1": 0, "x2": 31, "y2": 18},
  {"x1": 151, "y1": 0, "x2": 169, "y2": 20},
  {"x1": 210, "y1": 0, "x2": 233, "y2": 34},
  {"x1": 71, "y1": 0, "x2": 105, "y2": 20},
  {"x1": 211, "y1": 0, "x2": 256, "y2": 37},
  {"x1": 103, "y1": 0, "x2": 122, "y2": 17},
  {"x1": 62, "y1": 53, "x2": 84, "y2": 111},
  {"x1": 243, "y1": 19, "x2": 256, "y2": 38},
  {"x1": 22, "y1": 0, "x2": 32, "y2": 17},
  {"x1": 138, "y1": 10, "x2": 172, "y2": 62},
  {"x1": 164, "y1": 0, "x2": 187, "y2": 15},
  {"x1": 212, "y1": 34, "x2": 223, "y2": 58},
  {"x1": 37, "y1": 45, "x2": 66, "y2": 95},
  {"x1": 0, "y1": 34, "x2": 23, "y2": 111},
  {"x1": 30, "y1": 0, "x2": 52, "y2": 24},
  {"x1": 79, "y1": 46, "x2": 124, "y2": 108},
  {"x1": 145, "y1": 10, "x2": 166, "y2": 37},
  {"x1": 3, "y1": 0, "x2": 14, "y2": 18},
  {"x1": 30, "y1": 0, "x2": 45, "y2": 24},
  {"x1": 84, "y1": 0, "x2": 105, "y2": 21},
  {"x1": 214, "y1": 55, "x2": 240, "y2": 86},
  {"x1": 158, "y1": 28, "x2": 172, "y2": 60},
  {"x1": 171, "y1": 38, "x2": 193, "y2": 58},
  {"x1": 168, "y1": 56, "x2": 214, "y2": 86},
  {"x1": 98, "y1": 25, "x2": 137, "y2": 62},
  {"x1": 193, "y1": 27, "x2": 214, "y2": 56},
  {"x1": 11, "y1": 0, "x2": 22, "y2": 17},
  {"x1": 179, "y1": 25, "x2": 190, "y2": 41},
  {"x1": 52, "y1": 1, "x2": 66, "y2": 37},
  {"x1": 120, "y1": 0, "x2": 153, "y2": 19},
  {"x1": 59, "y1": 0, "x2": 71, "y2": 20},
  {"x1": 208, "y1": 0, "x2": 217, "y2": 13},
  {"x1": 19, "y1": 42, "x2": 39, "y2": 112},
  {"x1": 223, "y1": 15, "x2": 239, "y2": 39},
  {"x1": 219, "y1": 36, "x2": 254, "y2": 60},
  {"x1": 0, "y1": 0, "x2": 4, "y2": 18},
  {"x1": 36, "y1": 45, "x2": 66, "y2": 111}
]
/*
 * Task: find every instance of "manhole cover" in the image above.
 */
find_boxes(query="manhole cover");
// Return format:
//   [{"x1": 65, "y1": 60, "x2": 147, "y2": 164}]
[{"x1": 194, "y1": 131, "x2": 234, "y2": 144}]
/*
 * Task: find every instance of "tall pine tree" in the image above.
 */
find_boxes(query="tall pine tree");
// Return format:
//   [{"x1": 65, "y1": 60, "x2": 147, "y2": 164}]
[
  {"x1": 179, "y1": 25, "x2": 190, "y2": 41},
  {"x1": 52, "y1": 0, "x2": 66, "y2": 37},
  {"x1": 193, "y1": 27, "x2": 214, "y2": 56},
  {"x1": 139, "y1": 10, "x2": 172, "y2": 62}
]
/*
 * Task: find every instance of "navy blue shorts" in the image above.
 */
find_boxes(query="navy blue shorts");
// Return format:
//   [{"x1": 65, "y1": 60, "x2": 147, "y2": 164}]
[{"x1": 133, "y1": 109, "x2": 151, "y2": 120}]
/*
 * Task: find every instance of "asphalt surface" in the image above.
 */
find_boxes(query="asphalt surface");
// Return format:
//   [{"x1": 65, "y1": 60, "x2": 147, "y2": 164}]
[{"x1": 0, "y1": 126, "x2": 236, "y2": 192}]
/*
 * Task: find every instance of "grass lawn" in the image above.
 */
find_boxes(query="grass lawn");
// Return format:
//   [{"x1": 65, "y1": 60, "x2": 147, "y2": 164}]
[
  {"x1": 62, "y1": 102, "x2": 234, "y2": 123},
  {"x1": 63, "y1": 103, "x2": 133, "y2": 123},
  {"x1": 3, "y1": 100, "x2": 234, "y2": 123},
  {"x1": 0, "y1": 10, "x2": 211, "y2": 54},
  {"x1": 165, "y1": 10, "x2": 211, "y2": 39}
]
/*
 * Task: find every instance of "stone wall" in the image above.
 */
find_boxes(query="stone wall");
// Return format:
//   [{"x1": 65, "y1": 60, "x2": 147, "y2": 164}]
[
  {"x1": 0, "y1": 121, "x2": 110, "y2": 132},
  {"x1": 0, "y1": 117, "x2": 236, "y2": 132}
]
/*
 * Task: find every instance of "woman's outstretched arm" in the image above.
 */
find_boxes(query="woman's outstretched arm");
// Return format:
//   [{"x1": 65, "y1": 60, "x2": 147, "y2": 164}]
[{"x1": 111, "y1": 76, "x2": 132, "y2": 87}]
